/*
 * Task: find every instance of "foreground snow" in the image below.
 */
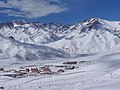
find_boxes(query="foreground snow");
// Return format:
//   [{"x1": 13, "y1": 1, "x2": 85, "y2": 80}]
[{"x1": 0, "y1": 49, "x2": 120, "y2": 90}]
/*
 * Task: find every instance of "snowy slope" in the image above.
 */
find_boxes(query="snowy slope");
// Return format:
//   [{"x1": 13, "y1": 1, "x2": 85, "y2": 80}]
[
  {"x1": 1, "y1": 49, "x2": 120, "y2": 90},
  {"x1": 0, "y1": 33, "x2": 70, "y2": 61}
]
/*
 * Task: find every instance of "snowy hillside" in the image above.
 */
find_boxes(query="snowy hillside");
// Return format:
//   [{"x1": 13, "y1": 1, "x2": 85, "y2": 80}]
[
  {"x1": 1, "y1": 46, "x2": 120, "y2": 90},
  {"x1": 0, "y1": 32, "x2": 70, "y2": 62}
]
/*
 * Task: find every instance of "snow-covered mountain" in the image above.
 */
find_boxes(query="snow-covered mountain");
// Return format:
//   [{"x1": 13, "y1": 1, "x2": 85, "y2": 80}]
[
  {"x1": 1, "y1": 18, "x2": 120, "y2": 59},
  {"x1": 0, "y1": 20, "x2": 70, "y2": 44},
  {"x1": 0, "y1": 33, "x2": 70, "y2": 61},
  {"x1": 1, "y1": 18, "x2": 120, "y2": 90},
  {"x1": 47, "y1": 18, "x2": 120, "y2": 53}
]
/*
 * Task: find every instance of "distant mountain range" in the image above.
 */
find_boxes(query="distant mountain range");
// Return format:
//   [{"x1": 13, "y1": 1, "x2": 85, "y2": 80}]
[{"x1": 0, "y1": 18, "x2": 120, "y2": 60}]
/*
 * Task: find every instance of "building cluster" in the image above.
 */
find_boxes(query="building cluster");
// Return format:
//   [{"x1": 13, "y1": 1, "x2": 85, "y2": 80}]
[
  {"x1": 0, "y1": 65, "x2": 65, "y2": 78},
  {"x1": 15, "y1": 65, "x2": 54, "y2": 78},
  {"x1": 0, "y1": 61, "x2": 85, "y2": 78}
]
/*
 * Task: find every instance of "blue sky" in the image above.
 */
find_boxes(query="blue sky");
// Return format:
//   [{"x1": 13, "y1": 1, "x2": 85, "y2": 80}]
[{"x1": 0, "y1": 0, "x2": 120, "y2": 24}]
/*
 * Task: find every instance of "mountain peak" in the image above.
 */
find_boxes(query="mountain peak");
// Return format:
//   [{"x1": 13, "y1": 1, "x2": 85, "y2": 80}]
[
  {"x1": 12, "y1": 20, "x2": 30, "y2": 25},
  {"x1": 81, "y1": 18, "x2": 103, "y2": 25}
]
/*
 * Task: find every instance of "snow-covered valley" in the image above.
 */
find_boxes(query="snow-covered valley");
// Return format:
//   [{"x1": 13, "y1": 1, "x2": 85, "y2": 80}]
[
  {"x1": 1, "y1": 50, "x2": 120, "y2": 90},
  {"x1": 0, "y1": 18, "x2": 120, "y2": 90}
]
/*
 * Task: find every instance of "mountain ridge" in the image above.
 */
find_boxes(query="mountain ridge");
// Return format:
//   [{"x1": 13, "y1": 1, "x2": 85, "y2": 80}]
[{"x1": 1, "y1": 18, "x2": 120, "y2": 60}]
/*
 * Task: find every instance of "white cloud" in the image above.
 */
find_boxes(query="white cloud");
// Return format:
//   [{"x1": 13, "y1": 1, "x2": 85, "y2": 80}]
[
  {"x1": 0, "y1": 0, "x2": 67, "y2": 18},
  {"x1": 0, "y1": 10, "x2": 26, "y2": 17}
]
